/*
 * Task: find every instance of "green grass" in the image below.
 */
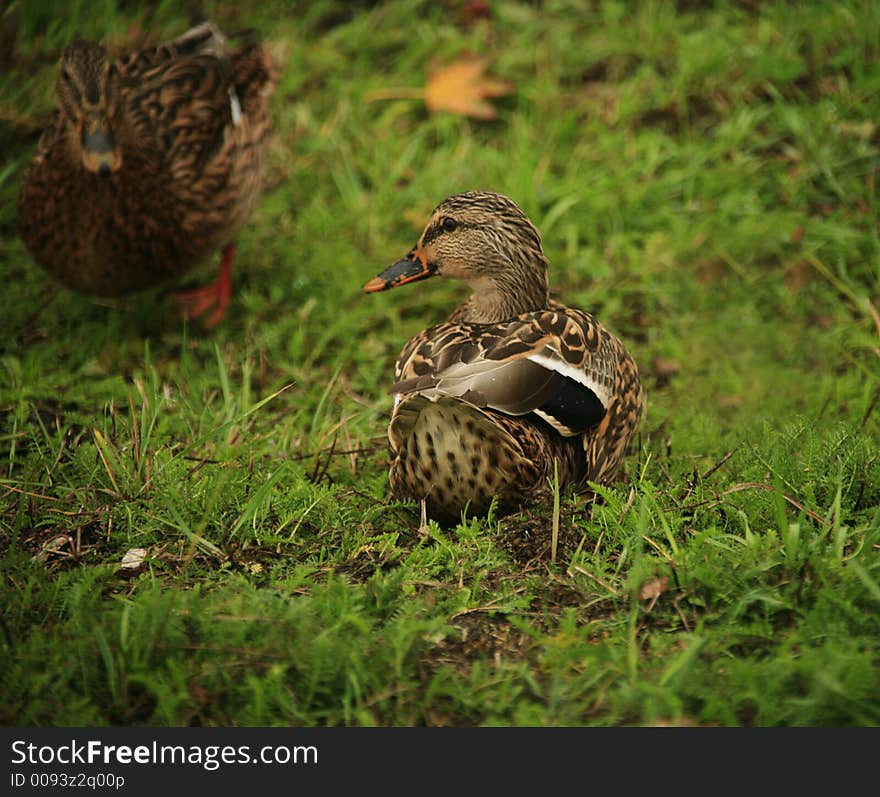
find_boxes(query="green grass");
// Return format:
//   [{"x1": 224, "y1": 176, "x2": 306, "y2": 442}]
[{"x1": 1, "y1": 0, "x2": 878, "y2": 727}]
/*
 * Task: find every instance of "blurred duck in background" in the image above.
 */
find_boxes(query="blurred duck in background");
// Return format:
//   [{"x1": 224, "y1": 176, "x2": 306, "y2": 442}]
[{"x1": 17, "y1": 20, "x2": 277, "y2": 326}]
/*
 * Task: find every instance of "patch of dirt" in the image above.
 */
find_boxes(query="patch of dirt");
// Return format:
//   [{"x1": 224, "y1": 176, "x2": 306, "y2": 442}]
[
  {"x1": 331, "y1": 541, "x2": 403, "y2": 583},
  {"x1": 421, "y1": 611, "x2": 535, "y2": 681},
  {"x1": 565, "y1": 54, "x2": 644, "y2": 86},
  {"x1": 308, "y1": 0, "x2": 383, "y2": 33},
  {"x1": 632, "y1": 93, "x2": 728, "y2": 133},
  {"x1": 537, "y1": 577, "x2": 614, "y2": 622},
  {"x1": 495, "y1": 501, "x2": 593, "y2": 566}
]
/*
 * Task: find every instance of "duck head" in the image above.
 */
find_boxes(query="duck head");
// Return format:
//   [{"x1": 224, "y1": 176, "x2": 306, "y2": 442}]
[
  {"x1": 364, "y1": 191, "x2": 550, "y2": 323},
  {"x1": 56, "y1": 40, "x2": 123, "y2": 176}
]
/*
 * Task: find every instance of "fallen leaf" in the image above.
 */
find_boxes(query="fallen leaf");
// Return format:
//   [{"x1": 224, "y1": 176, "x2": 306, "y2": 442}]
[
  {"x1": 364, "y1": 54, "x2": 513, "y2": 120},
  {"x1": 119, "y1": 547, "x2": 147, "y2": 573},
  {"x1": 639, "y1": 575, "x2": 669, "y2": 602},
  {"x1": 34, "y1": 534, "x2": 72, "y2": 562},
  {"x1": 424, "y1": 55, "x2": 513, "y2": 119}
]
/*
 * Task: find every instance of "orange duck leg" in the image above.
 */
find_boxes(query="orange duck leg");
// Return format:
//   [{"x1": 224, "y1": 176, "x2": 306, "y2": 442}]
[{"x1": 174, "y1": 242, "x2": 236, "y2": 327}]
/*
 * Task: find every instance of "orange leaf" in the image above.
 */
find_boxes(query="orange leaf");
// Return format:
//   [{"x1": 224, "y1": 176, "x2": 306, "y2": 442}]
[{"x1": 424, "y1": 55, "x2": 513, "y2": 120}]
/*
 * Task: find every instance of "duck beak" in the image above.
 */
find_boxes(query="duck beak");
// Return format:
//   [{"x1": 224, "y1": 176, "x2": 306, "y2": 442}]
[
  {"x1": 363, "y1": 248, "x2": 436, "y2": 293},
  {"x1": 81, "y1": 120, "x2": 121, "y2": 176}
]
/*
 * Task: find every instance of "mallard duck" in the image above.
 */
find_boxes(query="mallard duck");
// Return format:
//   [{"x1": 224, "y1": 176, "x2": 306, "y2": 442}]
[
  {"x1": 16, "y1": 21, "x2": 277, "y2": 326},
  {"x1": 364, "y1": 191, "x2": 644, "y2": 524}
]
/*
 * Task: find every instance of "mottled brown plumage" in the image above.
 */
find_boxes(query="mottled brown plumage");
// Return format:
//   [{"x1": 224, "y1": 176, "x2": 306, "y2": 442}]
[
  {"x1": 364, "y1": 191, "x2": 644, "y2": 524},
  {"x1": 17, "y1": 22, "x2": 277, "y2": 325}
]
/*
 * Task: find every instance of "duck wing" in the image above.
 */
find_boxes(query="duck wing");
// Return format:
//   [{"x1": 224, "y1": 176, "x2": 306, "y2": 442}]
[{"x1": 392, "y1": 306, "x2": 622, "y2": 436}]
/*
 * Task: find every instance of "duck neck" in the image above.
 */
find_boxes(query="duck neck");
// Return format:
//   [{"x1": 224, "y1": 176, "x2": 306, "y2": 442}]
[{"x1": 453, "y1": 262, "x2": 550, "y2": 324}]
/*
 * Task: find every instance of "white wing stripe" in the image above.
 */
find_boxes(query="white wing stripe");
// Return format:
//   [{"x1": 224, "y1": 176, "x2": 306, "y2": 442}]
[{"x1": 229, "y1": 88, "x2": 243, "y2": 126}]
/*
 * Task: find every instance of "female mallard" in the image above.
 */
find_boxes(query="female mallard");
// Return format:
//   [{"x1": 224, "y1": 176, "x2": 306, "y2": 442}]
[
  {"x1": 17, "y1": 22, "x2": 277, "y2": 326},
  {"x1": 364, "y1": 191, "x2": 644, "y2": 524}
]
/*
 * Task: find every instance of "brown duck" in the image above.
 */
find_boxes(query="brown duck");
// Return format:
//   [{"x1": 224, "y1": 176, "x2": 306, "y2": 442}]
[
  {"x1": 364, "y1": 191, "x2": 644, "y2": 524},
  {"x1": 17, "y1": 22, "x2": 277, "y2": 325}
]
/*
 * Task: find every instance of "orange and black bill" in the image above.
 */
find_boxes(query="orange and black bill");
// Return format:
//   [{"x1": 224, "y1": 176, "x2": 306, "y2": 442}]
[
  {"x1": 363, "y1": 249, "x2": 436, "y2": 293},
  {"x1": 81, "y1": 123, "x2": 120, "y2": 176}
]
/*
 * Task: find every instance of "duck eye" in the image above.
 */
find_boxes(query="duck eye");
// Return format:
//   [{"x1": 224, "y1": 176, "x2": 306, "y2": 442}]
[{"x1": 441, "y1": 217, "x2": 458, "y2": 233}]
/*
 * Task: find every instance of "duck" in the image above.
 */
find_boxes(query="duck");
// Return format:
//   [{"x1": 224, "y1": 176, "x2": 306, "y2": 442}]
[
  {"x1": 16, "y1": 21, "x2": 277, "y2": 326},
  {"x1": 364, "y1": 190, "x2": 644, "y2": 525}
]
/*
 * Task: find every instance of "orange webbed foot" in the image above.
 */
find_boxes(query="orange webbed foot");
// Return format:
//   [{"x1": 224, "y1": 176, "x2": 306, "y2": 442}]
[{"x1": 174, "y1": 243, "x2": 236, "y2": 327}]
